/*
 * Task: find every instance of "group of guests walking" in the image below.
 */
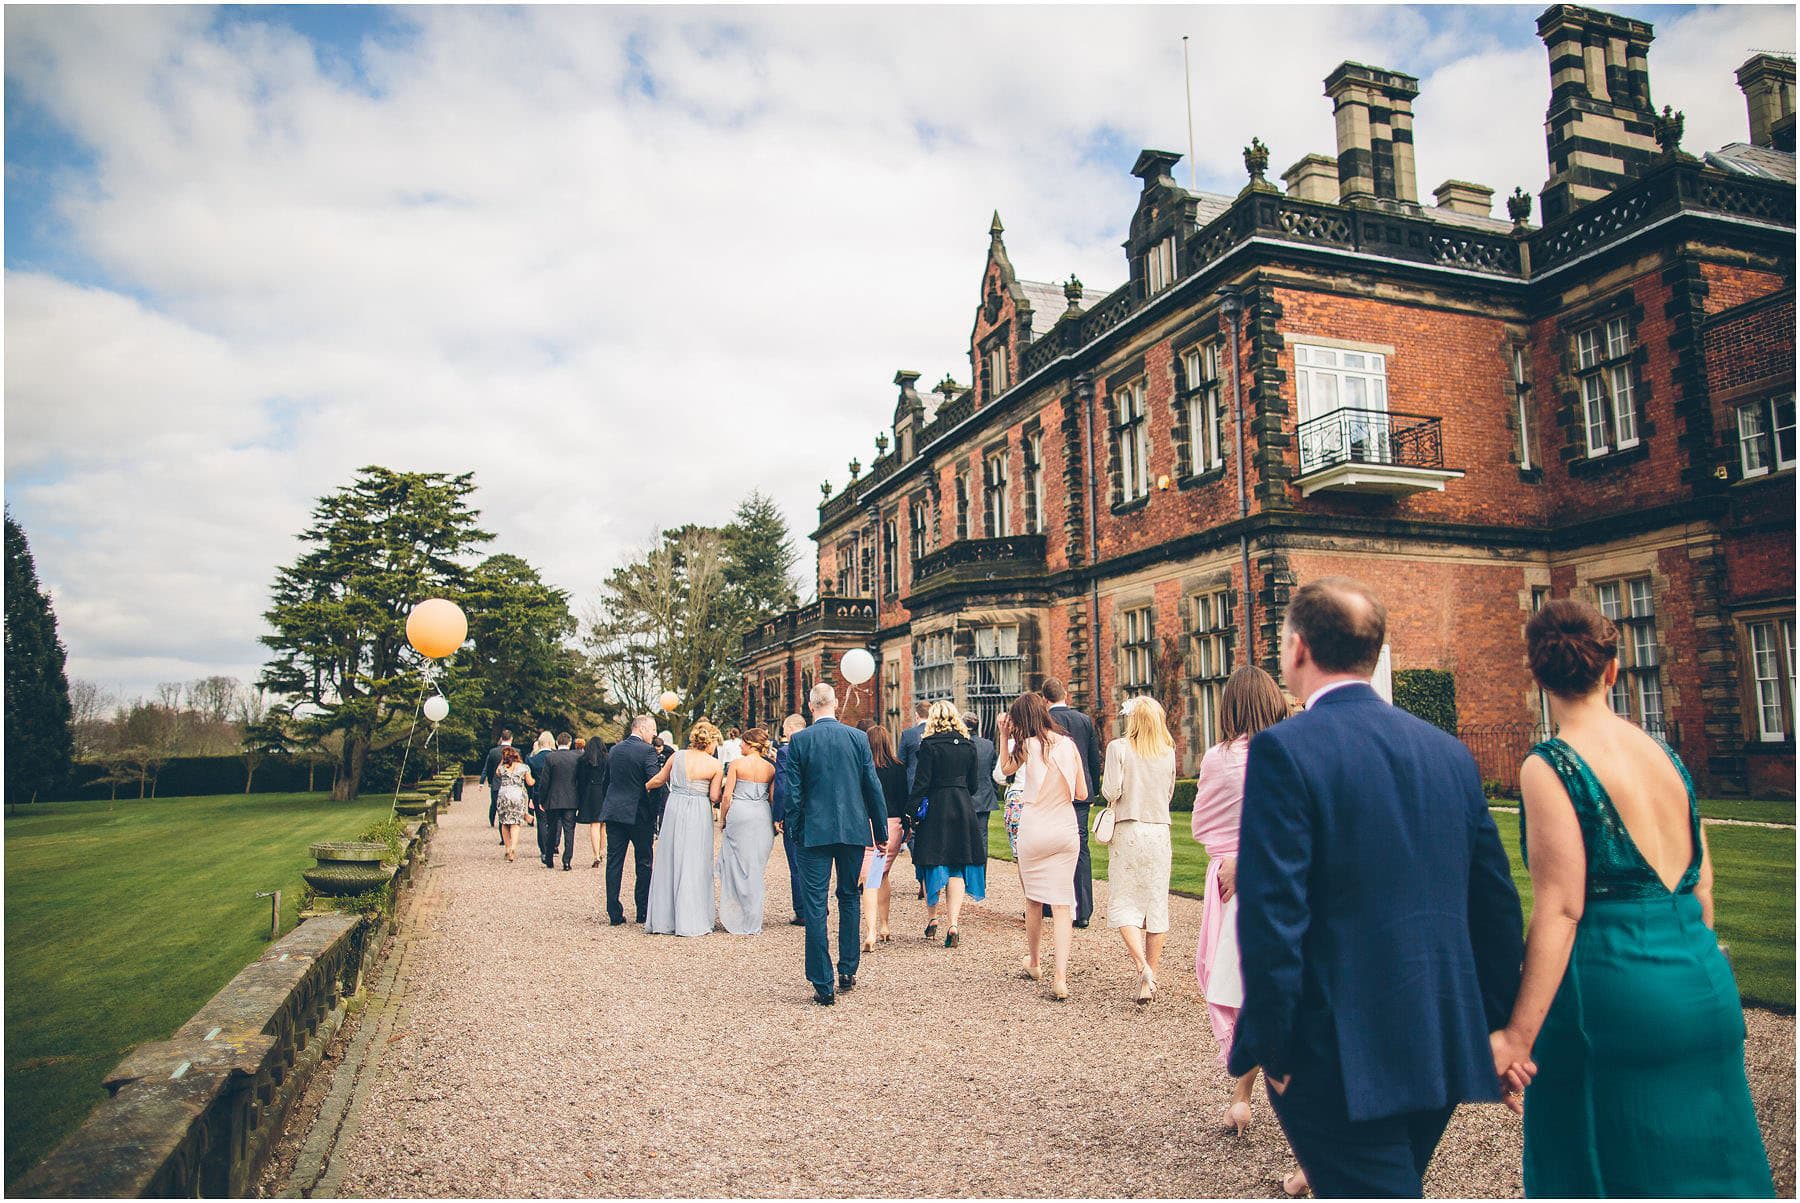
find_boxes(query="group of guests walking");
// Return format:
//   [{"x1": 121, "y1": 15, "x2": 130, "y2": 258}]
[{"x1": 473, "y1": 571, "x2": 1773, "y2": 1198}]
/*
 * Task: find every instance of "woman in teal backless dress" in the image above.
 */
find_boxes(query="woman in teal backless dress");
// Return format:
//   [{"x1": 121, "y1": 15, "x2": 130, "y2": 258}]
[{"x1": 1491, "y1": 599, "x2": 1773, "y2": 1198}]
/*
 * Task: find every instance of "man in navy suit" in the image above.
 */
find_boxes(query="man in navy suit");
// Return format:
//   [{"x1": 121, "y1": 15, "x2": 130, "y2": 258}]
[
  {"x1": 771, "y1": 713, "x2": 808, "y2": 926},
  {"x1": 1040, "y1": 678, "x2": 1103, "y2": 926},
  {"x1": 598, "y1": 715, "x2": 664, "y2": 926},
  {"x1": 897, "y1": 700, "x2": 928, "y2": 790},
  {"x1": 962, "y1": 708, "x2": 999, "y2": 859},
  {"x1": 1229, "y1": 578, "x2": 1523, "y2": 1197},
  {"x1": 785, "y1": 683, "x2": 888, "y2": 1005}
]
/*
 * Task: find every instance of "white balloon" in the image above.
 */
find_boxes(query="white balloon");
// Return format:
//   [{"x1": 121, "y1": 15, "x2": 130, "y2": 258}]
[
  {"x1": 840, "y1": 648, "x2": 876, "y2": 684},
  {"x1": 422, "y1": 695, "x2": 450, "y2": 723},
  {"x1": 659, "y1": 729, "x2": 675, "y2": 746}
]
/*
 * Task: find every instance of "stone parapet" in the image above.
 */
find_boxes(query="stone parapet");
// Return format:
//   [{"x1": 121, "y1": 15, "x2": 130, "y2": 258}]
[{"x1": 16, "y1": 823, "x2": 430, "y2": 1197}]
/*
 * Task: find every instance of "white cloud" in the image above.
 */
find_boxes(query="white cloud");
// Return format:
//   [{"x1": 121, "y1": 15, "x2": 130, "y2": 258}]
[{"x1": 3, "y1": 4, "x2": 1790, "y2": 699}]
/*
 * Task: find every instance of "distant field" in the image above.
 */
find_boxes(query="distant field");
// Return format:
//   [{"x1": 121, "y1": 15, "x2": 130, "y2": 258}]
[
  {"x1": 986, "y1": 804, "x2": 1795, "y2": 1011},
  {"x1": 4, "y1": 792, "x2": 390, "y2": 1186}
]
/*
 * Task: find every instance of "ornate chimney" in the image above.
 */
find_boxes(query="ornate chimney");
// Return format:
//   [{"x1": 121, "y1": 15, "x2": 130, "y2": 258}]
[
  {"x1": 1536, "y1": 5, "x2": 1658, "y2": 223},
  {"x1": 1737, "y1": 53, "x2": 1796, "y2": 151},
  {"x1": 1324, "y1": 62, "x2": 1421, "y2": 207}
]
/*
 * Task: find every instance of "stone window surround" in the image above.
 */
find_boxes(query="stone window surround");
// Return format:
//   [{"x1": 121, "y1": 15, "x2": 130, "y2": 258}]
[
  {"x1": 1173, "y1": 336, "x2": 1228, "y2": 484},
  {"x1": 1555, "y1": 291, "x2": 1653, "y2": 475},
  {"x1": 1733, "y1": 605, "x2": 1796, "y2": 747}
]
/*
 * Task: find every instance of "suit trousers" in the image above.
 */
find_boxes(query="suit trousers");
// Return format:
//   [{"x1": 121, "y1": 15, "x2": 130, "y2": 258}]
[
  {"x1": 488, "y1": 786, "x2": 498, "y2": 827},
  {"x1": 540, "y1": 809, "x2": 576, "y2": 866},
  {"x1": 604, "y1": 818, "x2": 655, "y2": 922},
  {"x1": 1044, "y1": 803, "x2": 1095, "y2": 924},
  {"x1": 1267, "y1": 1059, "x2": 1456, "y2": 1198},
  {"x1": 781, "y1": 820, "x2": 804, "y2": 920},
  {"x1": 798, "y1": 843, "x2": 863, "y2": 989}
]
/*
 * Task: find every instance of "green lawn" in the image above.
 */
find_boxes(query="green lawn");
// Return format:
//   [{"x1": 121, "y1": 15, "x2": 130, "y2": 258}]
[
  {"x1": 4, "y1": 792, "x2": 390, "y2": 1187},
  {"x1": 987, "y1": 807, "x2": 1795, "y2": 1010}
]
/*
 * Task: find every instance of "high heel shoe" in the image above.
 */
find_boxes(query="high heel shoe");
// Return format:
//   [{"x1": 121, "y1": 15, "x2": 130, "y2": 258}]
[
  {"x1": 878, "y1": 929, "x2": 891, "y2": 943},
  {"x1": 862, "y1": 933, "x2": 876, "y2": 952},
  {"x1": 1134, "y1": 969, "x2": 1156, "y2": 1005},
  {"x1": 1222, "y1": 1101, "x2": 1252, "y2": 1135},
  {"x1": 1049, "y1": 980, "x2": 1070, "y2": 1002},
  {"x1": 1282, "y1": 1169, "x2": 1310, "y2": 1198},
  {"x1": 944, "y1": 930, "x2": 959, "y2": 948},
  {"x1": 923, "y1": 921, "x2": 938, "y2": 939},
  {"x1": 1019, "y1": 956, "x2": 1042, "y2": 981}
]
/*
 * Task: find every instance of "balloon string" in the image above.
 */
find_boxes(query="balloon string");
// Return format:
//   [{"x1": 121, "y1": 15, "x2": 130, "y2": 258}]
[{"x1": 393, "y1": 661, "x2": 435, "y2": 802}]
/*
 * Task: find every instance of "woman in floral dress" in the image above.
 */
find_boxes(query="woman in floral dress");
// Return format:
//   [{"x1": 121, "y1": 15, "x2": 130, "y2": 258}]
[{"x1": 493, "y1": 746, "x2": 534, "y2": 862}]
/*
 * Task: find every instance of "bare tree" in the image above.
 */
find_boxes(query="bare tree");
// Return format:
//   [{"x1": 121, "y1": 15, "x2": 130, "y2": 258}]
[{"x1": 68, "y1": 679, "x2": 114, "y2": 760}]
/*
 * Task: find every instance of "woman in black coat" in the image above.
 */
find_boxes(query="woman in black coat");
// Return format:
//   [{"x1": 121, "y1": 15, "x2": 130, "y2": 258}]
[
  {"x1": 575, "y1": 738, "x2": 610, "y2": 869},
  {"x1": 908, "y1": 701, "x2": 988, "y2": 948}
]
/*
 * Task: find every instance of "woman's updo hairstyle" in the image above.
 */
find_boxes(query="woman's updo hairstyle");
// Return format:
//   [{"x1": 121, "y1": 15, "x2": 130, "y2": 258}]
[
  {"x1": 740, "y1": 727, "x2": 773, "y2": 759},
  {"x1": 688, "y1": 720, "x2": 722, "y2": 752},
  {"x1": 1526, "y1": 598, "x2": 1618, "y2": 699}
]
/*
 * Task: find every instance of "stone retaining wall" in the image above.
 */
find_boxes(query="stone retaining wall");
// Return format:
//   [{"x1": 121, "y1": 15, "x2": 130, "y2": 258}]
[{"x1": 15, "y1": 817, "x2": 434, "y2": 1197}]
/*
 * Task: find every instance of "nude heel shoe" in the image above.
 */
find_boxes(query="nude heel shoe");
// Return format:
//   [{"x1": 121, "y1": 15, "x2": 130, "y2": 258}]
[
  {"x1": 1019, "y1": 956, "x2": 1043, "y2": 981},
  {"x1": 1282, "y1": 1169, "x2": 1310, "y2": 1198},
  {"x1": 1222, "y1": 1101, "x2": 1252, "y2": 1135}
]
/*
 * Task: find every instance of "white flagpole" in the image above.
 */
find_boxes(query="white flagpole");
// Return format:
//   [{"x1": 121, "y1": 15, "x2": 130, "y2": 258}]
[{"x1": 1183, "y1": 35, "x2": 1197, "y2": 193}]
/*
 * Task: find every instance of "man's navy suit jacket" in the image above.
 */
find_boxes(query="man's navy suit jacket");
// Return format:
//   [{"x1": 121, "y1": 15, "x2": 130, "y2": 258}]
[{"x1": 1227, "y1": 682, "x2": 1524, "y2": 1123}]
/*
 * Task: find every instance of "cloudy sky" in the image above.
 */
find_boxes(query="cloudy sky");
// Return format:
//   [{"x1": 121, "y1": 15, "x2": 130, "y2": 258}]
[{"x1": 5, "y1": 3, "x2": 1792, "y2": 702}]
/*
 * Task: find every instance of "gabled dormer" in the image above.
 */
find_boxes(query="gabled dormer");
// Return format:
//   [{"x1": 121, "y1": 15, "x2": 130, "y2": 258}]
[
  {"x1": 1125, "y1": 149, "x2": 1200, "y2": 301},
  {"x1": 892, "y1": 370, "x2": 926, "y2": 463},
  {"x1": 968, "y1": 211, "x2": 1039, "y2": 409}
]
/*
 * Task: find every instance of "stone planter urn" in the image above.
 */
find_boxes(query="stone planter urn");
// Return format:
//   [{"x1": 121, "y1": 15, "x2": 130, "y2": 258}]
[
  {"x1": 392, "y1": 791, "x2": 433, "y2": 818},
  {"x1": 304, "y1": 842, "x2": 390, "y2": 896}
]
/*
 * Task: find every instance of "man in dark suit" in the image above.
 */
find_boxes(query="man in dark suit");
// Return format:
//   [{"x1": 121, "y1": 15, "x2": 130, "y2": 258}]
[
  {"x1": 785, "y1": 683, "x2": 887, "y2": 1005},
  {"x1": 1040, "y1": 678, "x2": 1103, "y2": 927},
  {"x1": 771, "y1": 713, "x2": 808, "y2": 926},
  {"x1": 898, "y1": 700, "x2": 929, "y2": 790},
  {"x1": 537, "y1": 732, "x2": 583, "y2": 870},
  {"x1": 1229, "y1": 577, "x2": 1524, "y2": 1198},
  {"x1": 962, "y1": 708, "x2": 999, "y2": 861},
  {"x1": 481, "y1": 729, "x2": 514, "y2": 832},
  {"x1": 599, "y1": 716, "x2": 663, "y2": 925}
]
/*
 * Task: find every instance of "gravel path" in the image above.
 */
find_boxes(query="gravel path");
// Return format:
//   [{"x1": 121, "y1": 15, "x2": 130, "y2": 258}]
[{"x1": 318, "y1": 788, "x2": 1795, "y2": 1198}]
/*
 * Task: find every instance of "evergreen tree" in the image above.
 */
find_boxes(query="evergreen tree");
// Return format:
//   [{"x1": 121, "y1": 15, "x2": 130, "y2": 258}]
[
  {"x1": 721, "y1": 490, "x2": 799, "y2": 625},
  {"x1": 259, "y1": 467, "x2": 492, "y2": 800},
  {"x1": 460, "y1": 553, "x2": 583, "y2": 739},
  {"x1": 4, "y1": 511, "x2": 75, "y2": 803}
]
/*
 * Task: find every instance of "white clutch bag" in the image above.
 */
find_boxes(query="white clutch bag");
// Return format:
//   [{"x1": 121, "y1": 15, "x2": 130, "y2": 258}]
[{"x1": 1206, "y1": 894, "x2": 1245, "y2": 1008}]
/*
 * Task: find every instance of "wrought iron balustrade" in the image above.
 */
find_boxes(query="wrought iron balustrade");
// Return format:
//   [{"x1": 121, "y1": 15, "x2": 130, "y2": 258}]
[{"x1": 1296, "y1": 407, "x2": 1445, "y2": 476}]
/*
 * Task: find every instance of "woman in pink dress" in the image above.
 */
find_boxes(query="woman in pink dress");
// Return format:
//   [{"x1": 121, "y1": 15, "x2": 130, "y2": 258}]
[
  {"x1": 1192, "y1": 666, "x2": 1291, "y2": 1137},
  {"x1": 999, "y1": 690, "x2": 1086, "y2": 1001}
]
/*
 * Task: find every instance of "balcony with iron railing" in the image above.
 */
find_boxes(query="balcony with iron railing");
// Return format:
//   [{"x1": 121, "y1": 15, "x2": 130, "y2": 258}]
[
  {"x1": 739, "y1": 596, "x2": 878, "y2": 657},
  {"x1": 909, "y1": 534, "x2": 1047, "y2": 598},
  {"x1": 1293, "y1": 407, "x2": 1464, "y2": 497}
]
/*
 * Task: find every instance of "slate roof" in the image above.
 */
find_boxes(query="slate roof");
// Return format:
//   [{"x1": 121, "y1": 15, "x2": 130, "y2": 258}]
[
  {"x1": 1419, "y1": 204, "x2": 1515, "y2": 232},
  {"x1": 1705, "y1": 142, "x2": 1796, "y2": 183},
  {"x1": 1018, "y1": 279, "x2": 1073, "y2": 339}
]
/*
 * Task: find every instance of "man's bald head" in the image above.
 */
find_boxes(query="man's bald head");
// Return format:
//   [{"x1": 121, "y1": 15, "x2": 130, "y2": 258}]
[{"x1": 1285, "y1": 576, "x2": 1387, "y2": 675}]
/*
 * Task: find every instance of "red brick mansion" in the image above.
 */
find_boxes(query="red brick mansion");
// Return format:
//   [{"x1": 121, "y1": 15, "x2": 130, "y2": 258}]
[{"x1": 739, "y1": 6, "x2": 1796, "y2": 797}]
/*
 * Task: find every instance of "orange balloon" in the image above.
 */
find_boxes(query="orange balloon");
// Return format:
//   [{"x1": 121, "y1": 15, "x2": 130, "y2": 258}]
[
  {"x1": 406, "y1": 598, "x2": 467, "y2": 659},
  {"x1": 659, "y1": 691, "x2": 680, "y2": 712}
]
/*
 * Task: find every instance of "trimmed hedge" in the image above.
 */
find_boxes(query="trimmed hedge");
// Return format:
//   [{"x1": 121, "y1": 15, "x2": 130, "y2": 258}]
[
  {"x1": 44, "y1": 755, "x2": 324, "y2": 802},
  {"x1": 1393, "y1": 669, "x2": 1458, "y2": 734}
]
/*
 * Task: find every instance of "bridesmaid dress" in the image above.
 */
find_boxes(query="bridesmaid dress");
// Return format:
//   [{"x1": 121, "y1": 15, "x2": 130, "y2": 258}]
[
  {"x1": 645, "y1": 751, "x2": 717, "y2": 937},
  {"x1": 716, "y1": 776, "x2": 774, "y2": 935},
  {"x1": 1190, "y1": 736, "x2": 1250, "y2": 1066},
  {"x1": 1520, "y1": 737, "x2": 1773, "y2": 1198}
]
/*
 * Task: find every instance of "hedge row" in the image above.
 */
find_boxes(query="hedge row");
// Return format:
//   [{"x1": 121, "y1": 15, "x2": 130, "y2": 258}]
[
  {"x1": 46, "y1": 755, "x2": 326, "y2": 802},
  {"x1": 1393, "y1": 669, "x2": 1458, "y2": 734}
]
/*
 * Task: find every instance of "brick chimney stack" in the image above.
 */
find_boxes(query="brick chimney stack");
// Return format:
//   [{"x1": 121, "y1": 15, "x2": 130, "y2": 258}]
[
  {"x1": 1736, "y1": 54, "x2": 1796, "y2": 151},
  {"x1": 1432, "y1": 180, "x2": 1496, "y2": 217},
  {"x1": 1536, "y1": 5, "x2": 1658, "y2": 224},
  {"x1": 1324, "y1": 62, "x2": 1421, "y2": 207}
]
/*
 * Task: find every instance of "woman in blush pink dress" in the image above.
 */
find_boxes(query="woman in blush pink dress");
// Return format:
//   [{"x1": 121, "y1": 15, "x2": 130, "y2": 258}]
[
  {"x1": 1192, "y1": 666, "x2": 1291, "y2": 1137},
  {"x1": 999, "y1": 690, "x2": 1086, "y2": 1001}
]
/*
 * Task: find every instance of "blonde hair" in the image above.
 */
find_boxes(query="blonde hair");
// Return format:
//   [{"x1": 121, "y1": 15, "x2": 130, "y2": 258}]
[
  {"x1": 532, "y1": 731, "x2": 556, "y2": 754},
  {"x1": 740, "y1": 727, "x2": 773, "y2": 759},
  {"x1": 925, "y1": 700, "x2": 968, "y2": 737},
  {"x1": 1122, "y1": 696, "x2": 1174, "y2": 760},
  {"x1": 688, "y1": 720, "x2": 721, "y2": 752}
]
